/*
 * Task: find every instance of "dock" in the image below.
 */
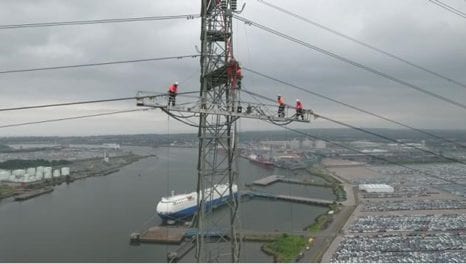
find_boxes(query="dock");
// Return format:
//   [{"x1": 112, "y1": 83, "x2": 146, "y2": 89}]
[
  {"x1": 245, "y1": 192, "x2": 333, "y2": 206},
  {"x1": 132, "y1": 226, "x2": 188, "y2": 244},
  {"x1": 14, "y1": 187, "x2": 54, "y2": 201},
  {"x1": 252, "y1": 175, "x2": 284, "y2": 186}
]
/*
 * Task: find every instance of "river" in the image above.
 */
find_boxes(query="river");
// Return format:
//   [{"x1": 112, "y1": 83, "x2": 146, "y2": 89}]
[{"x1": 0, "y1": 147, "x2": 333, "y2": 262}]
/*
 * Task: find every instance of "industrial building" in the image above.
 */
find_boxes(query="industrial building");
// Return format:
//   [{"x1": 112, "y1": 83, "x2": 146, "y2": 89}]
[{"x1": 359, "y1": 184, "x2": 394, "y2": 193}]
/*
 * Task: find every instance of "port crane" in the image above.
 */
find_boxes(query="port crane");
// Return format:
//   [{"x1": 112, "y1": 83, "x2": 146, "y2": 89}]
[{"x1": 136, "y1": 0, "x2": 313, "y2": 262}]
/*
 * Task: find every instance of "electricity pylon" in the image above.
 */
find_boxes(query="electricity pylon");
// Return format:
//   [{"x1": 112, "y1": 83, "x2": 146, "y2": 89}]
[{"x1": 136, "y1": 0, "x2": 312, "y2": 261}]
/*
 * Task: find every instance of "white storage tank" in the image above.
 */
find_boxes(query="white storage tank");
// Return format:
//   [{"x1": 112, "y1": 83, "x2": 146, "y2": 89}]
[
  {"x1": 44, "y1": 167, "x2": 52, "y2": 174},
  {"x1": 61, "y1": 167, "x2": 70, "y2": 176},
  {"x1": 44, "y1": 172, "x2": 52, "y2": 179},
  {"x1": 23, "y1": 174, "x2": 30, "y2": 183},
  {"x1": 53, "y1": 169, "x2": 61, "y2": 178},
  {"x1": 9, "y1": 174, "x2": 16, "y2": 182},
  {"x1": 13, "y1": 169, "x2": 26, "y2": 177},
  {"x1": 27, "y1": 167, "x2": 36, "y2": 175},
  {"x1": 35, "y1": 171, "x2": 44, "y2": 180},
  {"x1": 36, "y1": 166, "x2": 44, "y2": 173},
  {"x1": 0, "y1": 170, "x2": 10, "y2": 181}
]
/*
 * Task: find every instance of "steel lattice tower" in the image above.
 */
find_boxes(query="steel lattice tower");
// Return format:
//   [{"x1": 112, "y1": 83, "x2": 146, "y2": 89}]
[{"x1": 196, "y1": 0, "x2": 241, "y2": 262}]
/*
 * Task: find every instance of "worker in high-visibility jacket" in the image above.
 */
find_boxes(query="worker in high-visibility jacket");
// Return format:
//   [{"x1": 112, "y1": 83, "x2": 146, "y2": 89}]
[
  {"x1": 277, "y1": 95, "x2": 285, "y2": 117},
  {"x1": 227, "y1": 59, "x2": 243, "y2": 89},
  {"x1": 296, "y1": 99, "x2": 304, "y2": 120},
  {"x1": 168, "y1": 82, "x2": 178, "y2": 106}
]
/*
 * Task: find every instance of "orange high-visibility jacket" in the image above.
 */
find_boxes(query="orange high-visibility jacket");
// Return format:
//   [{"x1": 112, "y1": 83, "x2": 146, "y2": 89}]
[{"x1": 277, "y1": 97, "x2": 285, "y2": 106}]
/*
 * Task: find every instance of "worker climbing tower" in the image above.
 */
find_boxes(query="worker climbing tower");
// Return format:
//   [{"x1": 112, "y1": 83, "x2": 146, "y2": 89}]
[{"x1": 196, "y1": 0, "x2": 241, "y2": 262}]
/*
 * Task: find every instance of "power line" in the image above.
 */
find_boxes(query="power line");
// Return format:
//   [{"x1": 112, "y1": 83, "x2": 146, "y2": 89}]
[
  {"x1": 257, "y1": 0, "x2": 466, "y2": 89},
  {"x1": 428, "y1": 0, "x2": 466, "y2": 18},
  {"x1": 0, "y1": 55, "x2": 200, "y2": 74},
  {"x1": 0, "y1": 109, "x2": 150, "y2": 129},
  {"x1": 241, "y1": 89, "x2": 466, "y2": 165},
  {"x1": 242, "y1": 67, "x2": 466, "y2": 149},
  {"x1": 0, "y1": 14, "x2": 200, "y2": 30},
  {"x1": 234, "y1": 15, "x2": 466, "y2": 110},
  {"x1": 270, "y1": 123, "x2": 463, "y2": 186},
  {"x1": 0, "y1": 91, "x2": 197, "y2": 112}
]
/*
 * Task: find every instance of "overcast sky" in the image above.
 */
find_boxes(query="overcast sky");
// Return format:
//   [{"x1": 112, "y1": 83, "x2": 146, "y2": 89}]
[{"x1": 0, "y1": 0, "x2": 465, "y2": 136}]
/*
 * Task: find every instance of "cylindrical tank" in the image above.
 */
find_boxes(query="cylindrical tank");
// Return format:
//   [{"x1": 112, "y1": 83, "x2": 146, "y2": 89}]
[
  {"x1": 61, "y1": 167, "x2": 70, "y2": 176},
  {"x1": 44, "y1": 172, "x2": 52, "y2": 179},
  {"x1": 27, "y1": 167, "x2": 36, "y2": 175},
  {"x1": 36, "y1": 166, "x2": 44, "y2": 173},
  {"x1": 9, "y1": 174, "x2": 16, "y2": 182},
  {"x1": 23, "y1": 173, "x2": 30, "y2": 183},
  {"x1": 12, "y1": 169, "x2": 26, "y2": 177},
  {"x1": 35, "y1": 171, "x2": 44, "y2": 179},
  {"x1": 44, "y1": 167, "x2": 52, "y2": 174},
  {"x1": 0, "y1": 170, "x2": 10, "y2": 181},
  {"x1": 53, "y1": 169, "x2": 61, "y2": 178}
]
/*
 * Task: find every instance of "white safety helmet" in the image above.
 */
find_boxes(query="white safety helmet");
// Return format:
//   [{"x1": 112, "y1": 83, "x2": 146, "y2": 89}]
[
  {"x1": 296, "y1": 99, "x2": 300, "y2": 102},
  {"x1": 174, "y1": 81, "x2": 179, "y2": 85},
  {"x1": 277, "y1": 94, "x2": 281, "y2": 97}
]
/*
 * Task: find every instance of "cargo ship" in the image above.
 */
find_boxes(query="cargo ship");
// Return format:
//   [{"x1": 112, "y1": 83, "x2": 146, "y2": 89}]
[
  {"x1": 156, "y1": 184, "x2": 238, "y2": 221},
  {"x1": 246, "y1": 153, "x2": 274, "y2": 166}
]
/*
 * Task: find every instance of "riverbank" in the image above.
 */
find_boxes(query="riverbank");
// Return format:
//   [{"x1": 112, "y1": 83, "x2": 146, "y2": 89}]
[{"x1": 0, "y1": 153, "x2": 155, "y2": 202}]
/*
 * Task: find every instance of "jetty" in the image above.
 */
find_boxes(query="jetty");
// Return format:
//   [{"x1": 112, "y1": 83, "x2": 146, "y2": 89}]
[{"x1": 244, "y1": 191, "x2": 333, "y2": 206}]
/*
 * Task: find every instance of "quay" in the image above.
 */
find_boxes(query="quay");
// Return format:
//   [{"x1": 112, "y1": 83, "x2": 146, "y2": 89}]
[
  {"x1": 252, "y1": 175, "x2": 331, "y2": 187},
  {"x1": 131, "y1": 226, "x2": 188, "y2": 244},
  {"x1": 244, "y1": 191, "x2": 333, "y2": 206},
  {"x1": 252, "y1": 175, "x2": 284, "y2": 186},
  {"x1": 14, "y1": 187, "x2": 53, "y2": 201}
]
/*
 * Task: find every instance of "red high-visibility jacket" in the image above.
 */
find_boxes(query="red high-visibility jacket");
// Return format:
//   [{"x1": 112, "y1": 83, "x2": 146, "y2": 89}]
[
  {"x1": 296, "y1": 101, "x2": 303, "y2": 110},
  {"x1": 169, "y1": 84, "x2": 178, "y2": 93}
]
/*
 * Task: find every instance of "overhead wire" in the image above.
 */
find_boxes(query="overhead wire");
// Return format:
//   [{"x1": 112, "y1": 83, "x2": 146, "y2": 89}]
[
  {"x1": 0, "y1": 109, "x2": 151, "y2": 129},
  {"x1": 257, "y1": 0, "x2": 466, "y2": 89},
  {"x1": 233, "y1": 15, "x2": 466, "y2": 110},
  {"x1": 242, "y1": 67, "x2": 466, "y2": 149},
  {"x1": 0, "y1": 55, "x2": 200, "y2": 75},
  {"x1": 241, "y1": 89, "x2": 466, "y2": 165},
  {"x1": 0, "y1": 14, "x2": 200, "y2": 30},
  {"x1": 269, "y1": 123, "x2": 463, "y2": 186},
  {"x1": 0, "y1": 91, "x2": 198, "y2": 112},
  {"x1": 428, "y1": 0, "x2": 466, "y2": 18}
]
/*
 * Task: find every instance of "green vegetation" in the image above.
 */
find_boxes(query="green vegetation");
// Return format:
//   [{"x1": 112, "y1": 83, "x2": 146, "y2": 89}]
[
  {"x1": 333, "y1": 184, "x2": 346, "y2": 201},
  {"x1": 306, "y1": 214, "x2": 333, "y2": 234},
  {"x1": 263, "y1": 234, "x2": 307, "y2": 262},
  {"x1": 0, "y1": 159, "x2": 71, "y2": 170},
  {"x1": 0, "y1": 185, "x2": 16, "y2": 199}
]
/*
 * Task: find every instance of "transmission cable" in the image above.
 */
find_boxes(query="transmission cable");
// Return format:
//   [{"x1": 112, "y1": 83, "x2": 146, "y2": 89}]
[
  {"x1": 0, "y1": 109, "x2": 151, "y2": 129},
  {"x1": 0, "y1": 14, "x2": 200, "y2": 30},
  {"x1": 0, "y1": 91, "x2": 198, "y2": 112},
  {"x1": 428, "y1": 0, "x2": 466, "y2": 18},
  {"x1": 0, "y1": 55, "x2": 200, "y2": 75},
  {"x1": 233, "y1": 15, "x2": 466, "y2": 110},
  {"x1": 269, "y1": 123, "x2": 463, "y2": 186},
  {"x1": 242, "y1": 89, "x2": 466, "y2": 165},
  {"x1": 242, "y1": 67, "x2": 466, "y2": 149},
  {"x1": 257, "y1": 0, "x2": 466, "y2": 89}
]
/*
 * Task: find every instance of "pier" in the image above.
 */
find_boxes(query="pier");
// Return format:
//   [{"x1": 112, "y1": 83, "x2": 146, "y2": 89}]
[
  {"x1": 244, "y1": 191, "x2": 333, "y2": 206},
  {"x1": 131, "y1": 226, "x2": 188, "y2": 244},
  {"x1": 252, "y1": 175, "x2": 284, "y2": 186},
  {"x1": 252, "y1": 175, "x2": 331, "y2": 187}
]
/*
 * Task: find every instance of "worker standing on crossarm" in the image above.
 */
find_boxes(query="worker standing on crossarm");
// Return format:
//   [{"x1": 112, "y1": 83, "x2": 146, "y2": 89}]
[
  {"x1": 277, "y1": 95, "x2": 285, "y2": 117},
  {"x1": 168, "y1": 82, "x2": 178, "y2": 106},
  {"x1": 296, "y1": 99, "x2": 304, "y2": 120}
]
